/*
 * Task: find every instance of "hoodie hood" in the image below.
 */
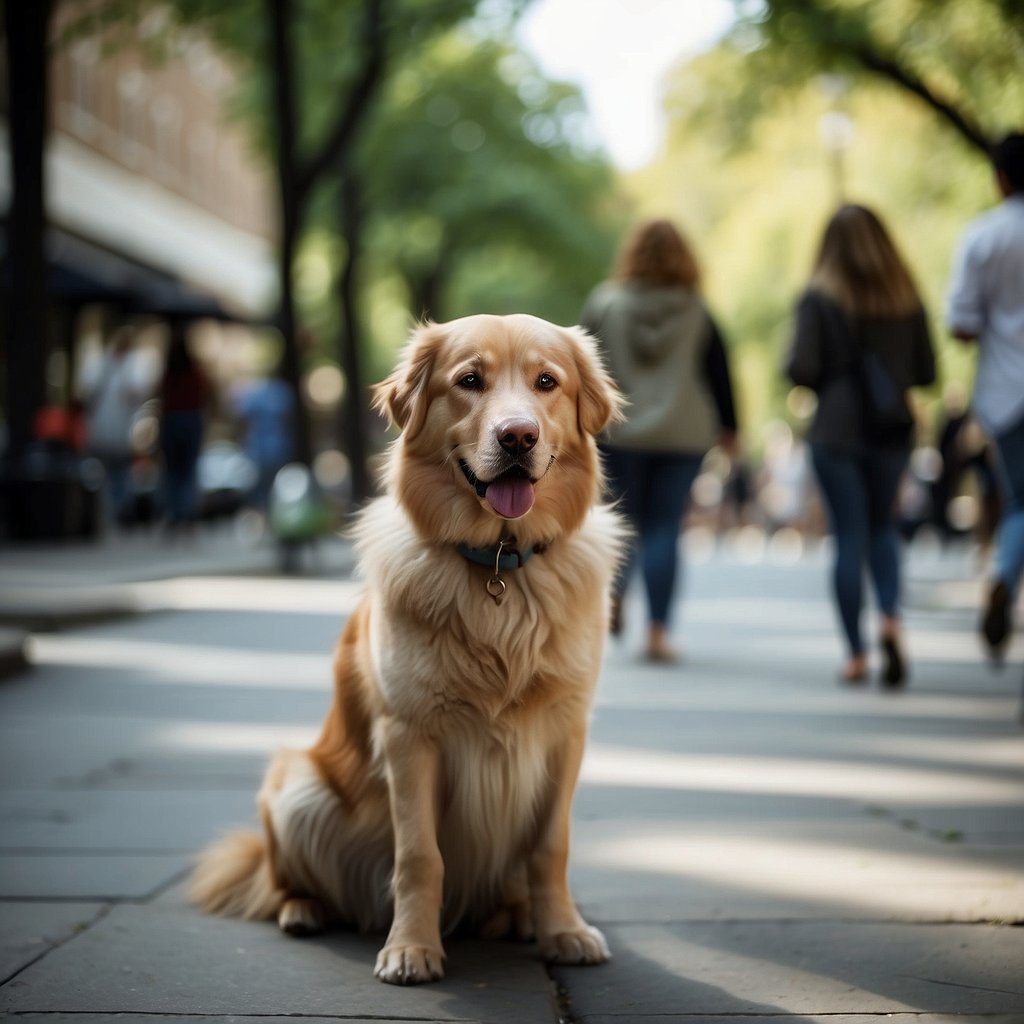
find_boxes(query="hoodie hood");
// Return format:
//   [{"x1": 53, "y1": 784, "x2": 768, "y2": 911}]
[{"x1": 579, "y1": 281, "x2": 718, "y2": 454}]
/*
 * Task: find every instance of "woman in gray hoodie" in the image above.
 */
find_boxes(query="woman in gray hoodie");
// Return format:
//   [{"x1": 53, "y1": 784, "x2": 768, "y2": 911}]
[{"x1": 581, "y1": 219, "x2": 738, "y2": 663}]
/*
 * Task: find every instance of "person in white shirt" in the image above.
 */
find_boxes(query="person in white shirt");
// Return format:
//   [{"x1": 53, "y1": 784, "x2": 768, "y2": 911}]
[
  {"x1": 78, "y1": 326, "x2": 153, "y2": 526},
  {"x1": 946, "y1": 132, "x2": 1024, "y2": 658}
]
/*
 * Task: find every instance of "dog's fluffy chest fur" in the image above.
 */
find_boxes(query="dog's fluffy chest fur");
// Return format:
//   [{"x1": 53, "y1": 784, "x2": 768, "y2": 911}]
[{"x1": 356, "y1": 496, "x2": 618, "y2": 724}]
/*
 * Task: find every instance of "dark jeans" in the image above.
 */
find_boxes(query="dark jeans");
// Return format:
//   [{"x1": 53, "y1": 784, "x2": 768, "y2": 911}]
[
  {"x1": 602, "y1": 446, "x2": 703, "y2": 627},
  {"x1": 810, "y1": 443, "x2": 908, "y2": 657},
  {"x1": 100, "y1": 455, "x2": 133, "y2": 525},
  {"x1": 992, "y1": 409, "x2": 1024, "y2": 599},
  {"x1": 160, "y1": 410, "x2": 204, "y2": 524}
]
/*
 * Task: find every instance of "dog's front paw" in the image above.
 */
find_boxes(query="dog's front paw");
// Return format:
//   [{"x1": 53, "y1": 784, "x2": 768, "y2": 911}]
[
  {"x1": 539, "y1": 924, "x2": 610, "y2": 965},
  {"x1": 374, "y1": 943, "x2": 446, "y2": 985}
]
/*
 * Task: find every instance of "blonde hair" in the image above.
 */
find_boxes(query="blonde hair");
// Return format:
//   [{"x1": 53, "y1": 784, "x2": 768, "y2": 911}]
[
  {"x1": 809, "y1": 204, "x2": 921, "y2": 318},
  {"x1": 614, "y1": 218, "x2": 700, "y2": 288}
]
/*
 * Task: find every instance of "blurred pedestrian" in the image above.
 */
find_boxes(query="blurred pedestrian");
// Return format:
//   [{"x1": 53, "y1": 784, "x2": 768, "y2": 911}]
[
  {"x1": 580, "y1": 218, "x2": 738, "y2": 663},
  {"x1": 718, "y1": 448, "x2": 757, "y2": 534},
  {"x1": 946, "y1": 132, "x2": 1024, "y2": 660},
  {"x1": 78, "y1": 325, "x2": 150, "y2": 527},
  {"x1": 930, "y1": 385, "x2": 970, "y2": 541},
  {"x1": 158, "y1": 323, "x2": 210, "y2": 534},
  {"x1": 785, "y1": 204, "x2": 935, "y2": 688},
  {"x1": 233, "y1": 369, "x2": 295, "y2": 513}
]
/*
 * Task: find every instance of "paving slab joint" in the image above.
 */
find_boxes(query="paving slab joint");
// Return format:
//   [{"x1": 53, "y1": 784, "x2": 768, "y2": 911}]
[
  {"x1": 548, "y1": 968, "x2": 579, "y2": 1024},
  {"x1": 0, "y1": 901, "x2": 113, "y2": 988}
]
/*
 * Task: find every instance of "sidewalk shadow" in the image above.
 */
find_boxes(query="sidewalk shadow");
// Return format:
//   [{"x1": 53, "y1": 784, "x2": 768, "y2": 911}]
[{"x1": 551, "y1": 934, "x2": 792, "y2": 1021}]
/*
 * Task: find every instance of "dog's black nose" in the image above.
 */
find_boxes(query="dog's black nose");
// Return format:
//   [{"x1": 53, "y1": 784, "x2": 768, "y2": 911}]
[{"x1": 496, "y1": 417, "x2": 539, "y2": 457}]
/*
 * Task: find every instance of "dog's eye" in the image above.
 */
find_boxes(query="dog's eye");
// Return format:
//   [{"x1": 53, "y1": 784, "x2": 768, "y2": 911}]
[
  {"x1": 537, "y1": 373, "x2": 558, "y2": 392},
  {"x1": 457, "y1": 373, "x2": 483, "y2": 390}
]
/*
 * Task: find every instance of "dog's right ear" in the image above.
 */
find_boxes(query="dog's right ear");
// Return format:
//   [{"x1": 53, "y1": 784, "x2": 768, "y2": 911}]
[
  {"x1": 372, "y1": 321, "x2": 446, "y2": 438},
  {"x1": 567, "y1": 326, "x2": 626, "y2": 436}
]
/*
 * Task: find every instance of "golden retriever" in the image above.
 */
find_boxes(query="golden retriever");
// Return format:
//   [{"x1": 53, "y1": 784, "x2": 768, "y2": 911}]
[{"x1": 190, "y1": 313, "x2": 625, "y2": 985}]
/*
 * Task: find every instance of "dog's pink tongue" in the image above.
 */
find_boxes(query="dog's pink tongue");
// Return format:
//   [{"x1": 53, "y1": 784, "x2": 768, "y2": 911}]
[{"x1": 486, "y1": 477, "x2": 535, "y2": 519}]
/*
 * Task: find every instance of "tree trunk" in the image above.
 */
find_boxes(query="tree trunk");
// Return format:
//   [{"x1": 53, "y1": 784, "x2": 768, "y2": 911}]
[
  {"x1": 266, "y1": 0, "x2": 312, "y2": 466},
  {"x1": 409, "y1": 262, "x2": 446, "y2": 323},
  {"x1": 337, "y1": 170, "x2": 372, "y2": 508},
  {"x1": 3, "y1": 0, "x2": 53, "y2": 459}
]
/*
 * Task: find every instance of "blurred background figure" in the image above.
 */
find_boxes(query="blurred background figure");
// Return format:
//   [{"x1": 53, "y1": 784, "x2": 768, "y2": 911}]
[
  {"x1": 77, "y1": 325, "x2": 153, "y2": 528},
  {"x1": 757, "y1": 421, "x2": 817, "y2": 537},
  {"x1": 232, "y1": 368, "x2": 296, "y2": 515},
  {"x1": 785, "y1": 204, "x2": 935, "y2": 688},
  {"x1": 924, "y1": 385, "x2": 1002, "y2": 555},
  {"x1": 717, "y1": 446, "x2": 757, "y2": 534},
  {"x1": 929, "y1": 383, "x2": 970, "y2": 542},
  {"x1": 158, "y1": 323, "x2": 211, "y2": 536},
  {"x1": 581, "y1": 218, "x2": 738, "y2": 664},
  {"x1": 959, "y1": 421, "x2": 1003, "y2": 562},
  {"x1": 947, "y1": 132, "x2": 1024, "y2": 661}
]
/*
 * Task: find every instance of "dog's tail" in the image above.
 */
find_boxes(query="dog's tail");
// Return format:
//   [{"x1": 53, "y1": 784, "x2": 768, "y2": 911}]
[{"x1": 188, "y1": 830, "x2": 283, "y2": 921}]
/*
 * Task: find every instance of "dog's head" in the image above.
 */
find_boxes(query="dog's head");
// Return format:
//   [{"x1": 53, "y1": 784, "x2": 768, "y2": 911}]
[{"x1": 373, "y1": 313, "x2": 624, "y2": 547}]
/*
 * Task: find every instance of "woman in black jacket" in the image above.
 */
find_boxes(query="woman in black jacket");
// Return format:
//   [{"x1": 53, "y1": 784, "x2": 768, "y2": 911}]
[{"x1": 785, "y1": 205, "x2": 936, "y2": 687}]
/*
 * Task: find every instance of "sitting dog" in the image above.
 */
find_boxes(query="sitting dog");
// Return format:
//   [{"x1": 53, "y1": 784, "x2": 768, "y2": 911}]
[{"x1": 190, "y1": 313, "x2": 625, "y2": 984}]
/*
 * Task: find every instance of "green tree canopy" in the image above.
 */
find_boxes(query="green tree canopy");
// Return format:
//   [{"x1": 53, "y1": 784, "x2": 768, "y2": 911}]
[{"x1": 356, "y1": 31, "x2": 623, "y2": 329}]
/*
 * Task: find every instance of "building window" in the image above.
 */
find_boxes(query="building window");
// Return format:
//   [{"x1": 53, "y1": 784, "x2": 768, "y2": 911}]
[
  {"x1": 69, "y1": 40, "x2": 99, "y2": 139},
  {"x1": 117, "y1": 69, "x2": 149, "y2": 168},
  {"x1": 188, "y1": 125, "x2": 216, "y2": 201},
  {"x1": 152, "y1": 94, "x2": 182, "y2": 180}
]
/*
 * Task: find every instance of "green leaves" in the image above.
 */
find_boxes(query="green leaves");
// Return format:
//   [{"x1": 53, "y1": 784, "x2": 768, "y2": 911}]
[
  {"x1": 353, "y1": 32, "x2": 621, "y2": 325},
  {"x1": 723, "y1": 0, "x2": 1023, "y2": 152}
]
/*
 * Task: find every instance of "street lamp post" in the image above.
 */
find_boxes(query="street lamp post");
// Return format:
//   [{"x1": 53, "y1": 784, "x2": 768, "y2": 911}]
[
  {"x1": 819, "y1": 110, "x2": 855, "y2": 204},
  {"x1": 817, "y1": 75, "x2": 854, "y2": 205}
]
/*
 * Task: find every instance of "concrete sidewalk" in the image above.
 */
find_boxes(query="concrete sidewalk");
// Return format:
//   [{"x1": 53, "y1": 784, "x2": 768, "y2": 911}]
[
  {"x1": 0, "y1": 532, "x2": 1022, "y2": 1022},
  {"x1": 0, "y1": 522, "x2": 355, "y2": 676}
]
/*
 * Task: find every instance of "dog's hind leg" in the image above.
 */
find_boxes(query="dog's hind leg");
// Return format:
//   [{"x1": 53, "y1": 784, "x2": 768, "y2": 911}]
[
  {"x1": 258, "y1": 748, "x2": 393, "y2": 937},
  {"x1": 258, "y1": 752, "x2": 331, "y2": 937},
  {"x1": 479, "y1": 861, "x2": 534, "y2": 941},
  {"x1": 277, "y1": 896, "x2": 328, "y2": 936},
  {"x1": 256, "y1": 750, "x2": 347, "y2": 936}
]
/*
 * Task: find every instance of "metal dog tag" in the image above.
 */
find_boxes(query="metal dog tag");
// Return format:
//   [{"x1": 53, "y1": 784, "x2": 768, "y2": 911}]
[{"x1": 486, "y1": 575, "x2": 506, "y2": 605}]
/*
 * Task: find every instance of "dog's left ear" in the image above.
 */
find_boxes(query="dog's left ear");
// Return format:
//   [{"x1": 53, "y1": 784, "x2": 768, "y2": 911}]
[
  {"x1": 568, "y1": 326, "x2": 626, "y2": 436},
  {"x1": 372, "y1": 321, "x2": 446, "y2": 438}
]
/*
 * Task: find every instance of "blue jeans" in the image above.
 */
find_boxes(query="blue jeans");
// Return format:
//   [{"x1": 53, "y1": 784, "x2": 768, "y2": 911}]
[
  {"x1": 602, "y1": 447, "x2": 703, "y2": 627},
  {"x1": 810, "y1": 443, "x2": 908, "y2": 657},
  {"x1": 992, "y1": 410, "x2": 1024, "y2": 599}
]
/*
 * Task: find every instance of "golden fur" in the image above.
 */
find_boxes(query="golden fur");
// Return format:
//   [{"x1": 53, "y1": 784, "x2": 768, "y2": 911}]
[{"x1": 190, "y1": 313, "x2": 626, "y2": 985}]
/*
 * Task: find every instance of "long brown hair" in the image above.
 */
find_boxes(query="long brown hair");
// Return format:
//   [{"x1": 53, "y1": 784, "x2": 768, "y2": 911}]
[
  {"x1": 614, "y1": 218, "x2": 701, "y2": 288},
  {"x1": 809, "y1": 204, "x2": 921, "y2": 317}
]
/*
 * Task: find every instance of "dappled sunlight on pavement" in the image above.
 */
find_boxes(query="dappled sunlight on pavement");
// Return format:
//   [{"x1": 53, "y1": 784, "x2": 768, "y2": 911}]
[{"x1": 581, "y1": 743, "x2": 1023, "y2": 805}]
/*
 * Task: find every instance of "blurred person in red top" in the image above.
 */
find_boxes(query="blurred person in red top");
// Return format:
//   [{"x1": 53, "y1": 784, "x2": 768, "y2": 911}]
[{"x1": 159, "y1": 323, "x2": 211, "y2": 533}]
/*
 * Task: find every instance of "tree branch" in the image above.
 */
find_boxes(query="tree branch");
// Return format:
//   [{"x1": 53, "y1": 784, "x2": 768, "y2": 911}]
[
  {"x1": 759, "y1": 0, "x2": 996, "y2": 158},
  {"x1": 852, "y1": 44, "x2": 992, "y2": 156},
  {"x1": 294, "y1": 0, "x2": 388, "y2": 204}
]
